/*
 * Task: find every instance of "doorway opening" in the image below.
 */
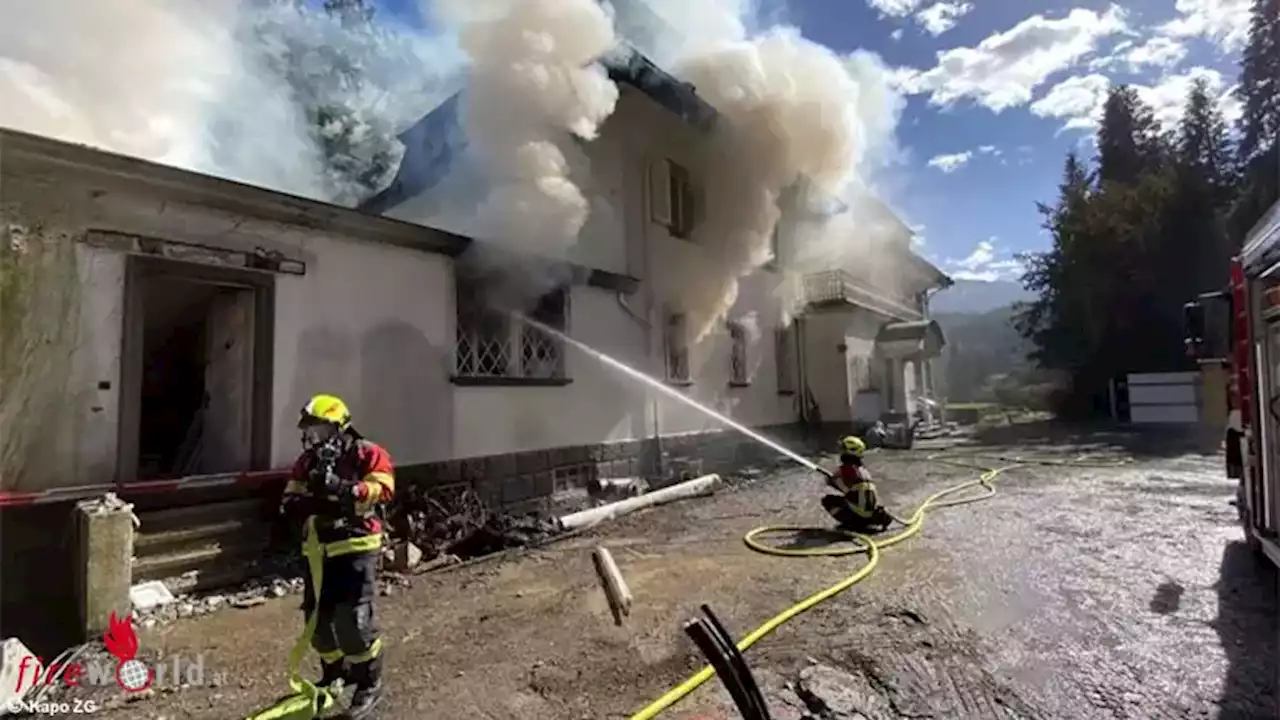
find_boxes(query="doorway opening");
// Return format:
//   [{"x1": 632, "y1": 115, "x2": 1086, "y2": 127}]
[{"x1": 122, "y1": 258, "x2": 273, "y2": 482}]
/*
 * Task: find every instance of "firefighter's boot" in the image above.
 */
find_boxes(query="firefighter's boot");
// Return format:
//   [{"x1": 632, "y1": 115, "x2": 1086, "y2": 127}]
[{"x1": 347, "y1": 657, "x2": 383, "y2": 719}]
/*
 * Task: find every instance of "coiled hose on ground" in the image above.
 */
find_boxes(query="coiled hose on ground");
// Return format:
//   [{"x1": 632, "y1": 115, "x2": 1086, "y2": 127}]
[{"x1": 627, "y1": 449, "x2": 1130, "y2": 720}]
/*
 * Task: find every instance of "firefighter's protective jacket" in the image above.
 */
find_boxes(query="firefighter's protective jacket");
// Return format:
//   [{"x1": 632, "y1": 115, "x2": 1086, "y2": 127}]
[
  {"x1": 835, "y1": 463, "x2": 881, "y2": 519},
  {"x1": 282, "y1": 438, "x2": 396, "y2": 559}
]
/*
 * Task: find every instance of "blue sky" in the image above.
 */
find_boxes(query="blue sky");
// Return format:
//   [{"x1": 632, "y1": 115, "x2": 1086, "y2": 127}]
[{"x1": 367, "y1": 0, "x2": 1251, "y2": 283}]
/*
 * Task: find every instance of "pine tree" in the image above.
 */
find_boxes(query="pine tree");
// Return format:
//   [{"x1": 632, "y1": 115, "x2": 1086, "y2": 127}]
[
  {"x1": 1179, "y1": 77, "x2": 1236, "y2": 198},
  {"x1": 1238, "y1": 0, "x2": 1280, "y2": 163},
  {"x1": 1096, "y1": 85, "x2": 1165, "y2": 186},
  {"x1": 1232, "y1": 0, "x2": 1280, "y2": 240},
  {"x1": 1170, "y1": 77, "x2": 1236, "y2": 295},
  {"x1": 1016, "y1": 152, "x2": 1094, "y2": 377}
]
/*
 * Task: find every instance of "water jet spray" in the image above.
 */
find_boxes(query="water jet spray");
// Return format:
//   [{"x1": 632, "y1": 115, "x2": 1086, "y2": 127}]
[{"x1": 512, "y1": 312, "x2": 822, "y2": 475}]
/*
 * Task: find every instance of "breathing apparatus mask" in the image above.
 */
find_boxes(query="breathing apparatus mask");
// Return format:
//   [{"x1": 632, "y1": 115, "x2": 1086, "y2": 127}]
[{"x1": 300, "y1": 422, "x2": 346, "y2": 475}]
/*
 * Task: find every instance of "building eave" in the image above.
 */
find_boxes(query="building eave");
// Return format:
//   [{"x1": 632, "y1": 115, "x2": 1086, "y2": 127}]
[{"x1": 1, "y1": 127, "x2": 471, "y2": 258}]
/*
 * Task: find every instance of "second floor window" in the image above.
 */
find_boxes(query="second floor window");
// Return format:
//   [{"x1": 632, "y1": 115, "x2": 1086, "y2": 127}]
[{"x1": 650, "y1": 158, "x2": 698, "y2": 240}]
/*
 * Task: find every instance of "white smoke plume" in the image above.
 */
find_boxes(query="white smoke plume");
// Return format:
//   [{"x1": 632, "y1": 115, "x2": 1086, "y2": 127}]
[
  {"x1": 0, "y1": 0, "x2": 461, "y2": 205},
  {"x1": 430, "y1": 0, "x2": 620, "y2": 263},
  {"x1": 621, "y1": 0, "x2": 908, "y2": 341}
]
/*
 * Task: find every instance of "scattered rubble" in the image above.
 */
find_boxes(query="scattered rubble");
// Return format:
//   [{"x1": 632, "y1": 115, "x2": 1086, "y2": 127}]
[
  {"x1": 393, "y1": 488, "x2": 564, "y2": 562},
  {"x1": 133, "y1": 576, "x2": 303, "y2": 628}
]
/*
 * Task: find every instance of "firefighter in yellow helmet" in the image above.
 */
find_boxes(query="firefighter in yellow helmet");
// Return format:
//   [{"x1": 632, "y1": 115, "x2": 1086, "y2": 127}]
[
  {"x1": 820, "y1": 435, "x2": 893, "y2": 533},
  {"x1": 280, "y1": 394, "x2": 394, "y2": 719}
]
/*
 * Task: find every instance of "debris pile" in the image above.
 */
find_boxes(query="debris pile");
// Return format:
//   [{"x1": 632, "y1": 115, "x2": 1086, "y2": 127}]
[
  {"x1": 393, "y1": 488, "x2": 564, "y2": 562},
  {"x1": 132, "y1": 576, "x2": 302, "y2": 627}
]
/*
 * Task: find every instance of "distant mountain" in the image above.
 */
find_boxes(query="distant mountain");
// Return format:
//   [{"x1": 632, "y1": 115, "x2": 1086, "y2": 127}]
[
  {"x1": 933, "y1": 305, "x2": 1033, "y2": 403},
  {"x1": 930, "y1": 279, "x2": 1033, "y2": 315}
]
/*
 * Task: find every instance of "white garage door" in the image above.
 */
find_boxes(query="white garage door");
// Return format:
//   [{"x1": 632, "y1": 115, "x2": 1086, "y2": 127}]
[{"x1": 1127, "y1": 372, "x2": 1200, "y2": 424}]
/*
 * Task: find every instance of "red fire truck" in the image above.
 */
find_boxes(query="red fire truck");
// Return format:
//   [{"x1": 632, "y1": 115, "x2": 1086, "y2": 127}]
[{"x1": 1185, "y1": 197, "x2": 1280, "y2": 565}]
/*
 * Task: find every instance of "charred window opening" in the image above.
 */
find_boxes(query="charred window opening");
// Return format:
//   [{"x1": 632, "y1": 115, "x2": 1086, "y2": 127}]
[
  {"x1": 728, "y1": 321, "x2": 750, "y2": 386},
  {"x1": 455, "y1": 275, "x2": 568, "y2": 381},
  {"x1": 665, "y1": 312, "x2": 690, "y2": 384}
]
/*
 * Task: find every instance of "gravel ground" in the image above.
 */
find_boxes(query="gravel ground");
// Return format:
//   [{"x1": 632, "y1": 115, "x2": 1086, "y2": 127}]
[{"x1": 49, "y1": 424, "x2": 1278, "y2": 719}]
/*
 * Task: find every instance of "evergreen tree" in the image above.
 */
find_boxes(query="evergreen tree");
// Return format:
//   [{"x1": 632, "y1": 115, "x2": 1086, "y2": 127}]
[
  {"x1": 1232, "y1": 0, "x2": 1280, "y2": 240},
  {"x1": 1172, "y1": 77, "x2": 1236, "y2": 293},
  {"x1": 1096, "y1": 85, "x2": 1165, "y2": 186}
]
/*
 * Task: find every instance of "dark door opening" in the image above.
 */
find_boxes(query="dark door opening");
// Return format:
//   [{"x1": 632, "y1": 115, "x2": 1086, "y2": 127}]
[{"x1": 135, "y1": 274, "x2": 257, "y2": 479}]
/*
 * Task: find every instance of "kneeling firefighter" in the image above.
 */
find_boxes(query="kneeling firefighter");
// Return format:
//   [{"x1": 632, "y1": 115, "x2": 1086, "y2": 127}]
[
  {"x1": 280, "y1": 394, "x2": 395, "y2": 719},
  {"x1": 820, "y1": 436, "x2": 893, "y2": 533}
]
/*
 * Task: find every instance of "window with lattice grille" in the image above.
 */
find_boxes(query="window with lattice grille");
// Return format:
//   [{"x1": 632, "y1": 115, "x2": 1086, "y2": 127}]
[
  {"x1": 728, "y1": 321, "x2": 750, "y2": 386},
  {"x1": 665, "y1": 312, "x2": 690, "y2": 383},
  {"x1": 455, "y1": 277, "x2": 568, "y2": 380}
]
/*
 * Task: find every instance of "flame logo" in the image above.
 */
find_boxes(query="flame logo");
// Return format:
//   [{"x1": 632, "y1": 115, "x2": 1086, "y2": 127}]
[
  {"x1": 103, "y1": 612, "x2": 138, "y2": 661},
  {"x1": 104, "y1": 611, "x2": 152, "y2": 692}
]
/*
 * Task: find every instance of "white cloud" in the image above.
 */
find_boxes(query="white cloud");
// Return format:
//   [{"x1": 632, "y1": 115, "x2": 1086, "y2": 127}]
[
  {"x1": 1135, "y1": 66, "x2": 1243, "y2": 129},
  {"x1": 1123, "y1": 36, "x2": 1187, "y2": 71},
  {"x1": 916, "y1": 1, "x2": 973, "y2": 36},
  {"x1": 866, "y1": 0, "x2": 921, "y2": 18},
  {"x1": 1030, "y1": 73, "x2": 1111, "y2": 133},
  {"x1": 890, "y1": 28, "x2": 904, "y2": 42},
  {"x1": 894, "y1": 6, "x2": 1130, "y2": 112},
  {"x1": 927, "y1": 151, "x2": 973, "y2": 172},
  {"x1": 1030, "y1": 66, "x2": 1243, "y2": 135},
  {"x1": 1159, "y1": 0, "x2": 1252, "y2": 54},
  {"x1": 946, "y1": 239, "x2": 1025, "y2": 281},
  {"x1": 977, "y1": 144, "x2": 1001, "y2": 156}
]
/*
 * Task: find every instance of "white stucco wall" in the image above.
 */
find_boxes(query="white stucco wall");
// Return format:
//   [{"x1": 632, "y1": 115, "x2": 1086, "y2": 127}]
[
  {"x1": 801, "y1": 306, "x2": 895, "y2": 425},
  {"x1": 271, "y1": 234, "x2": 453, "y2": 468},
  {"x1": 3, "y1": 139, "x2": 457, "y2": 489}
]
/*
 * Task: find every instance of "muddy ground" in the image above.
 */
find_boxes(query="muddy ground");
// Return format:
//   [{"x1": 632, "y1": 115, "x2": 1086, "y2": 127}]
[{"x1": 63, "y1": 423, "x2": 1278, "y2": 719}]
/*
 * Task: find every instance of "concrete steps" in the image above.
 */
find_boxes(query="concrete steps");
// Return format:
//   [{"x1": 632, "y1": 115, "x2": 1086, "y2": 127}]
[{"x1": 133, "y1": 497, "x2": 282, "y2": 591}]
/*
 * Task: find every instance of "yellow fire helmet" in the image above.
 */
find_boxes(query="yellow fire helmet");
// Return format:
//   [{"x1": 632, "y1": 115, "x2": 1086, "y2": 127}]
[
  {"x1": 840, "y1": 435, "x2": 866, "y2": 456},
  {"x1": 299, "y1": 394, "x2": 352, "y2": 429}
]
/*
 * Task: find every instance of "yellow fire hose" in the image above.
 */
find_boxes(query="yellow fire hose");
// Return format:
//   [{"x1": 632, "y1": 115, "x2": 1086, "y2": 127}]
[
  {"x1": 244, "y1": 516, "x2": 338, "y2": 720},
  {"x1": 628, "y1": 450, "x2": 1127, "y2": 720}
]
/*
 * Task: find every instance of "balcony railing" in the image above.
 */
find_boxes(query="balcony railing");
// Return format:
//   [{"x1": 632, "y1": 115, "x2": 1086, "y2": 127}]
[{"x1": 803, "y1": 269, "x2": 923, "y2": 320}]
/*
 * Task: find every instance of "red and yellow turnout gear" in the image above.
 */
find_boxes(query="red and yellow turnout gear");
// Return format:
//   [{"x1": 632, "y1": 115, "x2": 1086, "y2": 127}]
[
  {"x1": 821, "y1": 435, "x2": 892, "y2": 532},
  {"x1": 280, "y1": 394, "x2": 393, "y2": 718}
]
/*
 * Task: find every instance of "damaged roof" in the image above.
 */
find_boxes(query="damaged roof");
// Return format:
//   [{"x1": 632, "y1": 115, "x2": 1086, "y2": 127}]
[{"x1": 358, "y1": 47, "x2": 717, "y2": 216}]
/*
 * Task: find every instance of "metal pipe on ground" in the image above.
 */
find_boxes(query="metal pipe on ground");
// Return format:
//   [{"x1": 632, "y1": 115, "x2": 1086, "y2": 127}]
[{"x1": 558, "y1": 474, "x2": 722, "y2": 532}]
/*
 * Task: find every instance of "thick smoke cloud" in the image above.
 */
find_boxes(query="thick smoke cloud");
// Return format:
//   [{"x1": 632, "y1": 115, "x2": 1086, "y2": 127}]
[{"x1": 1, "y1": 0, "x2": 910, "y2": 337}]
